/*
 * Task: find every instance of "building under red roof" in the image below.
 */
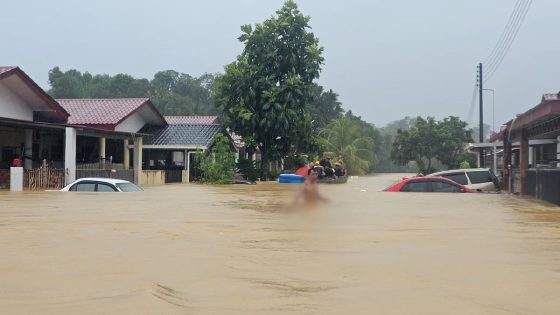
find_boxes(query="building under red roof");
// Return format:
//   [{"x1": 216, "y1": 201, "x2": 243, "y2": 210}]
[
  {"x1": 164, "y1": 115, "x2": 221, "y2": 125},
  {"x1": 57, "y1": 98, "x2": 166, "y2": 132},
  {"x1": 0, "y1": 66, "x2": 69, "y2": 122}
]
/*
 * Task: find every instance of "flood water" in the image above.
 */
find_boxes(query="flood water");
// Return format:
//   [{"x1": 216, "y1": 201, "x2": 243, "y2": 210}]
[{"x1": 1, "y1": 174, "x2": 560, "y2": 314}]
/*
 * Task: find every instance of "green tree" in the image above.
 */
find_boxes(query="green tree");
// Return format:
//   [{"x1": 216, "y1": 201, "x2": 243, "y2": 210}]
[
  {"x1": 309, "y1": 84, "x2": 344, "y2": 128},
  {"x1": 196, "y1": 133, "x2": 236, "y2": 184},
  {"x1": 47, "y1": 67, "x2": 217, "y2": 115},
  {"x1": 319, "y1": 115, "x2": 374, "y2": 175},
  {"x1": 214, "y1": 0, "x2": 324, "y2": 179},
  {"x1": 391, "y1": 116, "x2": 473, "y2": 174}
]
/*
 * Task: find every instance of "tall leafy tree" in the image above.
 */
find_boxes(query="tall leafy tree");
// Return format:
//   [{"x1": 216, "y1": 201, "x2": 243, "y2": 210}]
[
  {"x1": 309, "y1": 84, "x2": 344, "y2": 128},
  {"x1": 319, "y1": 114, "x2": 375, "y2": 175},
  {"x1": 214, "y1": 0, "x2": 324, "y2": 178},
  {"x1": 391, "y1": 116, "x2": 473, "y2": 174}
]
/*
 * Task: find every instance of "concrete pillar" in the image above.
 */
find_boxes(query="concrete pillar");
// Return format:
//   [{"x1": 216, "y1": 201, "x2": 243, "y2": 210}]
[
  {"x1": 24, "y1": 129, "x2": 33, "y2": 170},
  {"x1": 519, "y1": 133, "x2": 529, "y2": 195},
  {"x1": 10, "y1": 167, "x2": 23, "y2": 191},
  {"x1": 64, "y1": 127, "x2": 77, "y2": 185},
  {"x1": 99, "y1": 137, "x2": 106, "y2": 167},
  {"x1": 123, "y1": 139, "x2": 130, "y2": 170},
  {"x1": 133, "y1": 136, "x2": 143, "y2": 185},
  {"x1": 503, "y1": 135, "x2": 511, "y2": 192},
  {"x1": 492, "y1": 144, "x2": 498, "y2": 174},
  {"x1": 528, "y1": 146, "x2": 534, "y2": 168},
  {"x1": 557, "y1": 136, "x2": 560, "y2": 168}
]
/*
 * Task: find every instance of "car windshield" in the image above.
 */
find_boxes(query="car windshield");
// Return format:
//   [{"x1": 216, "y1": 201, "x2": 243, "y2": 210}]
[{"x1": 116, "y1": 183, "x2": 143, "y2": 192}]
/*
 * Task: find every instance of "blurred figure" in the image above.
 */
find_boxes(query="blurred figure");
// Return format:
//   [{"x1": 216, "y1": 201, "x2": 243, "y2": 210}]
[{"x1": 294, "y1": 169, "x2": 328, "y2": 207}]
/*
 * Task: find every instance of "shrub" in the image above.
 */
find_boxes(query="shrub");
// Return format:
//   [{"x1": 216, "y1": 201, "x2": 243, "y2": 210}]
[{"x1": 196, "y1": 133, "x2": 236, "y2": 184}]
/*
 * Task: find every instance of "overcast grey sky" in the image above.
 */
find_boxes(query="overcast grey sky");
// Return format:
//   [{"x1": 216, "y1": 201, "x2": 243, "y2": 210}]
[{"x1": 1, "y1": 0, "x2": 559, "y2": 127}]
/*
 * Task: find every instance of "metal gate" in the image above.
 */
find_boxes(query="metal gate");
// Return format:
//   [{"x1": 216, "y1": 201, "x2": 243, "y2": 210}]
[{"x1": 165, "y1": 169, "x2": 183, "y2": 183}]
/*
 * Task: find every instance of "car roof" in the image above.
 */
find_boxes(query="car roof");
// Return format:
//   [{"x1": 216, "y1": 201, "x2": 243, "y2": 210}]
[
  {"x1": 405, "y1": 176, "x2": 449, "y2": 181},
  {"x1": 429, "y1": 168, "x2": 490, "y2": 176},
  {"x1": 72, "y1": 177, "x2": 131, "y2": 184},
  {"x1": 403, "y1": 176, "x2": 464, "y2": 185}
]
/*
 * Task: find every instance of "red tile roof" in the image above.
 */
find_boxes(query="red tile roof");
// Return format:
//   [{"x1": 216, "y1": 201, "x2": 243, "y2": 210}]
[
  {"x1": 0, "y1": 66, "x2": 69, "y2": 121},
  {"x1": 165, "y1": 115, "x2": 220, "y2": 125},
  {"x1": 58, "y1": 98, "x2": 165, "y2": 126},
  {"x1": 0, "y1": 66, "x2": 17, "y2": 76},
  {"x1": 542, "y1": 93, "x2": 560, "y2": 101}
]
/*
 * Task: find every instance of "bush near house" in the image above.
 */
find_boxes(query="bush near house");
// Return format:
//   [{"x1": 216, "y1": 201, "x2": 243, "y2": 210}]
[{"x1": 196, "y1": 133, "x2": 236, "y2": 184}]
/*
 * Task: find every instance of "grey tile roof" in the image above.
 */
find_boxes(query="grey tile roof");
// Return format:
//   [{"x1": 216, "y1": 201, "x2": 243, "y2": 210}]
[{"x1": 141, "y1": 124, "x2": 222, "y2": 147}]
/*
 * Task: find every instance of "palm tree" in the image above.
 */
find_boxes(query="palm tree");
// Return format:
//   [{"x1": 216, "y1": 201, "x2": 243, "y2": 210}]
[{"x1": 319, "y1": 116, "x2": 374, "y2": 175}]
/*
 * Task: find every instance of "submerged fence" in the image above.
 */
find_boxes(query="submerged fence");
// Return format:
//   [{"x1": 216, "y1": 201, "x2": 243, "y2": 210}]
[
  {"x1": 24, "y1": 165, "x2": 65, "y2": 190},
  {"x1": 526, "y1": 168, "x2": 560, "y2": 205}
]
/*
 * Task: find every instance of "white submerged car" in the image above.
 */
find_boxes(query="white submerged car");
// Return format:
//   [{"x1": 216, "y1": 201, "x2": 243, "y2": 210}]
[
  {"x1": 60, "y1": 178, "x2": 143, "y2": 192},
  {"x1": 428, "y1": 168, "x2": 500, "y2": 192}
]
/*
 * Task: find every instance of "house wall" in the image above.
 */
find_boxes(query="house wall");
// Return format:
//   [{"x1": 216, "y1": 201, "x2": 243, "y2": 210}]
[
  {"x1": 140, "y1": 170, "x2": 165, "y2": 185},
  {"x1": 0, "y1": 82, "x2": 34, "y2": 121},
  {"x1": 115, "y1": 107, "x2": 150, "y2": 133}
]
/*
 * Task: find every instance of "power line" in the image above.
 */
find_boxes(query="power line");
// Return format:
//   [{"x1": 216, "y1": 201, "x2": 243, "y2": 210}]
[
  {"x1": 467, "y1": 74, "x2": 478, "y2": 124},
  {"x1": 483, "y1": 0, "x2": 525, "y2": 67},
  {"x1": 485, "y1": 1, "x2": 532, "y2": 79},
  {"x1": 485, "y1": 0, "x2": 533, "y2": 81}
]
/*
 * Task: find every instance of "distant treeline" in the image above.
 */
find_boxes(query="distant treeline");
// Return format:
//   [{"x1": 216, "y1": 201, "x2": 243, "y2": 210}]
[
  {"x1": 48, "y1": 67, "x2": 218, "y2": 115},
  {"x1": 47, "y1": 67, "x2": 419, "y2": 173}
]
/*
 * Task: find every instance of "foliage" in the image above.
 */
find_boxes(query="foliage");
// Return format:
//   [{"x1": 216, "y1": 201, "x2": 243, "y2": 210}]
[
  {"x1": 372, "y1": 117, "x2": 418, "y2": 173},
  {"x1": 459, "y1": 160, "x2": 471, "y2": 169},
  {"x1": 214, "y1": 0, "x2": 323, "y2": 180},
  {"x1": 48, "y1": 67, "x2": 218, "y2": 115},
  {"x1": 236, "y1": 158, "x2": 260, "y2": 181},
  {"x1": 309, "y1": 84, "x2": 344, "y2": 128},
  {"x1": 470, "y1": 123, "x2": 492, "y2": 142},
  {"x1": 391, "y1": 116, "x2": 473, "y2": 174},
  {"x1": 319, "y1": 114, "x2": 375, "y2": 175},
  {"x1": 196, "y1": 133, "x2": 236, "y2": 184}
]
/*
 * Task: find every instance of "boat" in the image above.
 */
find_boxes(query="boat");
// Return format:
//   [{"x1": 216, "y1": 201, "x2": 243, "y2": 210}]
[{"x1": 317, "y1": 176, "x2": 348, "y2": 184}]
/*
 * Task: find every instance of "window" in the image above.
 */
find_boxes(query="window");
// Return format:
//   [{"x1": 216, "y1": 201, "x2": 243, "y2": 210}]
[
  {"x1": 431, "y1": 181, "x2": 461, "y2": 193},
  {"x1": 400, "y1": 181, "x2": 429, "y2": 192},
  {"x1": 97, "y1": 183, "x2": 117, "y2": 192},
  {"x1": 467, "y1": 171, "x2": 493, "y2": 184},
  {"x1": 116, "y1": 183, "x2": 143, "y2": 192},
  {"x1": 442, "y1": 173, "x2": 468, "y2": 185},
  {"x1": 75, "y1": 182, "x2": 96, "y2": 192}
]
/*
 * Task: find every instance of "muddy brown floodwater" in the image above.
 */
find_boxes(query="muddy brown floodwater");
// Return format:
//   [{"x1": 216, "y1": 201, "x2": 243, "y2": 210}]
[{"x1": 1, "y1": 174, "x2": 560, "y2": 314}]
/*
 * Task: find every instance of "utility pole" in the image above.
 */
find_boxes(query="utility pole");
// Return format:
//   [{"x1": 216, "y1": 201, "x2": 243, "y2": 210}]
[{"x1": 478, "y1": 63, "x2": 484, "y2": 167}]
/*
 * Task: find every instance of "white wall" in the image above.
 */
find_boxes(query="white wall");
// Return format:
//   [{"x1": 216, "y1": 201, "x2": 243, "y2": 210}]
[
  {"x1": 115, "y1": 106, "x2": 151, "y2": 133},
  {"x1": 0, "y1": 82, "x2": 34, "y2": 121}
]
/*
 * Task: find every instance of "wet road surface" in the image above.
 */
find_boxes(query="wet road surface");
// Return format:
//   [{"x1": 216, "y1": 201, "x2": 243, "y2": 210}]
[{"x1": 1, "y1": 174, "x2": 560, "y2": 314}]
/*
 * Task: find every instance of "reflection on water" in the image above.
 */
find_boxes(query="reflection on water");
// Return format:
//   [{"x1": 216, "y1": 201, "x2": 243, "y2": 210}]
[{"x1": 1, "y1": 174, "x2": 560, "y2": 314}]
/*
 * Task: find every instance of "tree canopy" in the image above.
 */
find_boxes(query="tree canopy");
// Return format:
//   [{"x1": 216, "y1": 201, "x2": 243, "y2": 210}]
[
  {"x1": 391, "y1": 116, "x2": 473, "y2": 174},
  {"x1": 319, "y1": 113, "x2": 375, "y2": 175},
  {"x1": 48, "y1": 67, "x2": 218, "y2": 115},
  {"x1": 214, "y1": 0, "x2": 324, "y2": 178}
]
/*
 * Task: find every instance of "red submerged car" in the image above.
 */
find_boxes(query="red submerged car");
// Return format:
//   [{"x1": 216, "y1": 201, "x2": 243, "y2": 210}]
[{"x1": 384, "y1": 176, "x2": 472, "y2": 193}]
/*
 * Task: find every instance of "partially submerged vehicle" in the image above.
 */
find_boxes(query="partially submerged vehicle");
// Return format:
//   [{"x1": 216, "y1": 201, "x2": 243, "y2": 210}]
[
  {"x1": 384, "y1": 176, "x2": 472, "y2": 193},
  {"x1": 428, "y1": 168, "x2": 500, "y2": 192},
  {"x1": 61, "y1": 178, "x2": 143, "y2": 192}
]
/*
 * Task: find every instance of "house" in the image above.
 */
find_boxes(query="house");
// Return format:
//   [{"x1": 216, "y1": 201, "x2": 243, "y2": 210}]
[
  {"x1": 492, "y1": 92, "x2": 560, "y2": 204},
  {"x1": 0, "y1": 67, "x2": 240, "y2": 189},
  {"x1": 57, "y1": 98, "x2": 166, "y2": 182},
  {"x1": 141, "y1": 116, "x2": 236, "y2": 182},
  {"x1": 0, "y1": 66, "x2": 144, "y2": 188}
]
